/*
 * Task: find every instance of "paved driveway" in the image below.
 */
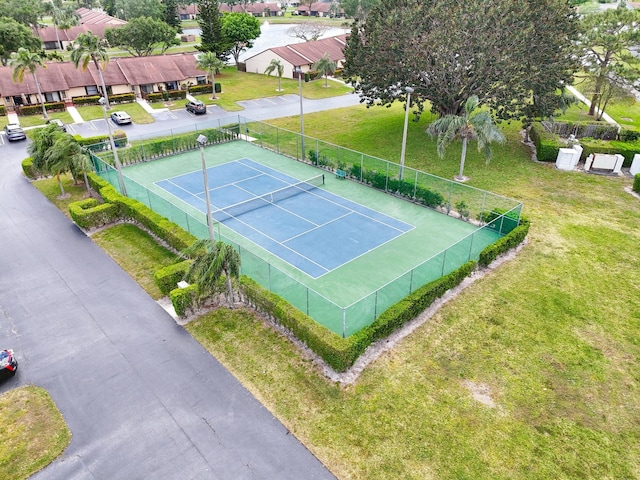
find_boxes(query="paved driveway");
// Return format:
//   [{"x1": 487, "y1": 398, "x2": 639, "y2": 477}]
[{"x1": 0, "y1": 140, "x2": 336, "y2": 478}]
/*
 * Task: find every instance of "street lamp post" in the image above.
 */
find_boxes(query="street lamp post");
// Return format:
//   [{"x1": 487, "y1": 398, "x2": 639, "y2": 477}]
[
  {"x1": 99, "y1": 96, "x2": 127, "y2": 196},
  {"x1": 295, "y1": 66, "x2": 305, "y2": 161},
  {"x1": 399, "y1": 86, "x2": 414, "y2": 181},
  {"x1": 197, "y1": 134, "x2": 216, "y2": 243}
]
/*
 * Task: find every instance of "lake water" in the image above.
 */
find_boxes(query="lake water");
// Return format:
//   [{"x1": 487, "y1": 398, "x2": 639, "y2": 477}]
[{"x1": 183, "y1": 22, "x2": 350, "y2": 62}]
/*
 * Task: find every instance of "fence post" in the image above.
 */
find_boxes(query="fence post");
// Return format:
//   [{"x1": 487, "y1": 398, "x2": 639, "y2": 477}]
[{"x1": 342, "y1": 309, "x2": 346, "y2": 338}]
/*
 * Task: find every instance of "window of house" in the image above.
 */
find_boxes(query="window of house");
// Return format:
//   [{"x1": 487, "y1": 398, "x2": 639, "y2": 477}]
[
  {"x1": 165, "y1": 81, "x2": 178, "y2": 91},
  {"x1": 45, "y1": 92, "x2": 61, "y2": 102},
  {"x1": 141, "y1": 84, "x2": 154, "y2": 94},
  {"x1": 86, "y1": 85, "x2": 98, "y2": 95},
  {"x1": 196, "y1": 76, "x2": 206, "y2": 85}
]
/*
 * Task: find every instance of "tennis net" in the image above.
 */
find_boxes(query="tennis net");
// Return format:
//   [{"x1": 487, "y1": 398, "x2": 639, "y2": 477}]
[{"x1": 211, "y1": 174, "x2": 325, "y2": 222}]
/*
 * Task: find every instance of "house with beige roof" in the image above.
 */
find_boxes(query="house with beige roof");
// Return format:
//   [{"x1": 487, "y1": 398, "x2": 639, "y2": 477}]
[
  {"x1": 0, "y1": 54, "x2": 207, "y2": 112},
  {"x1": 244, "y1": 34, "x2": 347, "y2": 77}
]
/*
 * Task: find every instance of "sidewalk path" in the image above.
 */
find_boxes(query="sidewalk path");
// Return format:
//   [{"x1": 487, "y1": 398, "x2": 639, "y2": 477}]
[{"x1": 66, "y1": 105, "x2": 84, "y2": 123}]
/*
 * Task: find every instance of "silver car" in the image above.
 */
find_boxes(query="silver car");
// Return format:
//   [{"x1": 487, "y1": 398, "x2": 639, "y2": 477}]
[
  {"x1": 110, "y1": 111, "x2": 132, "y2": 125},
  {"x1": 4, "y1": 123, "x2": 26, "y2": 141}
]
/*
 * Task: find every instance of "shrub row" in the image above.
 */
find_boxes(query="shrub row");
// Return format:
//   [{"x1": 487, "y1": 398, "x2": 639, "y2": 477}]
[
  {"x1": 84, "y1": 172, "x2": 197, "y2": 252},
  {"x1": 75, "y1": 130, "x2": 127, "y2": 150},
  {"x1": 146, "y1": 90, "x2": 188, "y2": 103},
  {"x1": 188, "y1": 84, "x2": 213, "y2": 94},
  {"x1": 0, "y1": 105, "x2": 6, "y2": 116},
  {"x1": 19, "y1": 102, "x2": 66, "y2": 115},
  {"x1": 580, "y1": 138, "x2": 639, "y2": 168},
  {"x1": 111, "y1": 127, "x2": 236, "y2": 164},
  {"x1": 529, "y1": 122, "x2": 561, "y2": 162},
  {"x1": 634, "y1": 174, "x2": 640, "y2": 194},
  {"x1": 68, "y1": 198, "x2": 119, "y2": 230},
  {"x1": 170, "y1": 284, "x2": 198, "y2": 317},
  {"x1": 72, "y1": 95, "x2": 103, "y2": 106},
  {"x1": 479, "y1": 216, "x2": 530, "y2": 267}
]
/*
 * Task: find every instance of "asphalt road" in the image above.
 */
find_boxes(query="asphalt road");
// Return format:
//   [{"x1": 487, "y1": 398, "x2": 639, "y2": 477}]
[{"x1": 0, "y1": 98, "x2": 345, "y2": 478}]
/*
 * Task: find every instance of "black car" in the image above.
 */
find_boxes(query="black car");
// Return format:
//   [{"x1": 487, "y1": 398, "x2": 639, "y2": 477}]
[
  {"x1": 47, "y1": 118, "x2": 67, "y2": 132},
  {"x1": 0, "y1": 349, "x2": 18, "y2": 380},
  {"x1": 186, "y1": 100, "x2": 207, "y2": 114},
  {"x1": 4, "y1": 123, "x2": 26, "y2": 141}
]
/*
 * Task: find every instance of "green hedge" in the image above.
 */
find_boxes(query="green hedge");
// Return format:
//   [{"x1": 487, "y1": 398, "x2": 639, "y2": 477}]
[
  {"x1": 109, "y1": 93, "x2": 135, "y2": 104},
  {"x1": 634, "y1": 174, "x2": 640, "y2": 194},
  {"x1": 478, "y1": 215, "x2": 530, "y2": 267},
  {"x1": 0, "y1": 105, "x2": 6, "y2": 116},
  {"x1": 170, "y1": 284, "x2": 198, "y2": 317},
  {"x1": 529, "y1": 122, "x2": 561, "y2": 162},
  {"x1": 68, "y1": 198, "x2": 119, "y2": 230},
  {"x1": 19, "y1": 101, "x2": 66, "y2": 115},
  {"x1": 214, "y1": 82, "x2": 221, "y2": 94},
  {"x1": 76, "y1": 130, "x2": 127, "y2": 151},
  {"x1": 189, "y1": 84, "x2": 213, "y2": 94},
  {"x1": 154, "y1": 260, "x2": 192, "y2": 296},
  {"x1": 72, "y1": 95, "x2": 102, "y2": 106},
  {"x1": 22, "y1": 157, "x2": 36, "y2": 179},
  {"x1": 579, "y1": 138, "x2": 640, "y2": 168}
]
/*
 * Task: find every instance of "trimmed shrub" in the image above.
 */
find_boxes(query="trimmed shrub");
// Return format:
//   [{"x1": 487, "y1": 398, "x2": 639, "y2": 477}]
[
  {"x1": 478, "y1": 215, "x2": 530, "y2": 267},
  {"x1": 146, "y1": 92, "x2": 164, "y2": 103},
  {"x1": 170, "y1": 284, "x2": 198, "y2": 317},
  {"x1": 109, "y1": 93, "x2": 135, "y2": 104},
  {"x1": 72, "y1": 95, "x2": 102, "y2": 106},
  {"x1": 0, "y1": 105, "x2": 6, "y2": 116},
  {"x1": 154, "y1": 260, "x2": 192, "y2": 296},
  {"x1": 214, "y1": 82, "x2": 221, "y2": 94},
  {"x1": 22, "y1": 157, "x2": 36, "y2": 179},
  {"x1": 18, "y1": 102, "x2": 65, "y2": 115},
  {"x1": 619, "y1": 129, "x2": 640, "y2": 142},
  {"x1": 167, "y1": 89, "x2": 187, "y2": 100},
  {"x1": 529, "y1": 122, "x2": 561, "y2": 162},
  {"x1": 68, "y1": 198, "x2": 119, "y2": 230},
  {"x1": 580, "y1": 138, "x2": 640, "y2": 168},
  {"x1": 189, "y1": 84, "x2": 213, "y2": 95},
  {"x1": 634, "y1": 174, "x2": 640, "y2": 194}
]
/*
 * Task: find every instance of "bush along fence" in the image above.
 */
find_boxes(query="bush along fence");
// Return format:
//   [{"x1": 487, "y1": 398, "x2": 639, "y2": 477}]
[
  {"x1": 87, "y1": 125, "x2": 238, "y2": 166},
  {"x1": 67, "y1": 147, "x2": 529, "y2": 372},
  {"x1": 530, "y1": 122, "x2": 640, "y2": 167}
]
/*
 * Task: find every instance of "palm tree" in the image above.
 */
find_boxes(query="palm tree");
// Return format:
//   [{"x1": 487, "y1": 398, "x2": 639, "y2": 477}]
[
  {"x1": 196, "y1": 52, "x2": 225, "y2": 100},
  {"x1": 180, "y1": 239, "x2": 241, "y2": 307},
  {"x1": 44, "y1": 133, "x2": 86, "y2": 196},
  {"x1": 71, "y1": 32, "x2": 111, "y2": 109},
  {"x1": 264, "y1": 58, "x2": 284, "y2": 91},
  {"x1": 9, "y1": 48, "x2": 48, "y2": 119},
  {"x1": 427, "y1": 95, "x2": 505, "y2": 182},
  {"x1": 44, "y1": 0, "x2": 79, "y2": 50},
  {"x1": 313, "y1": 53, "x2": 336, "y2": 88}
]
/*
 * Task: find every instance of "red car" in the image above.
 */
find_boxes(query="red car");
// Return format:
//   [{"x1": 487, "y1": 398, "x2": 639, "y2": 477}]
[{"x1": 0, "y1": 349, "x2": 18, "y2": 380}]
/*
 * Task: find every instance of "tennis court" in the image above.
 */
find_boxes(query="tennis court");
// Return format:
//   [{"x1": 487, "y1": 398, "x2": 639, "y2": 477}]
[
  {"x1": 98, "y1": 136, "x2": 518, "y2": 336},
  {"x1": 155, "y1": 158, "x2": 413, "y2": 278}
]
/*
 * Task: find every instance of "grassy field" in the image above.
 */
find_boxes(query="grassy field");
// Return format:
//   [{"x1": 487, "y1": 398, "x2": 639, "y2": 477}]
[
  {"x1": 27, "y1": 100, "x2": 640, "y2": 478},
  {"x1": 0, "y1": 386, "x2": 70, "y2": 480}
]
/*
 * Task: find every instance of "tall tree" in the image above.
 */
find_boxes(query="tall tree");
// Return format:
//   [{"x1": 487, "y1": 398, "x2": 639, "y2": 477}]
[
  {"x1": 105, "y1": 17, "x2": 180, "y2": 56},
  {"x1": 9, "y1": 48, "x2": 48, "y2": 119},
  {"x1": 162, "y1": 0, "x2": 181, "y2": 30},
  {"x1": 344, "y1": 0, "x2": 578, "y2": 121},
  {"x1": 180, "y1": 239, "x2": 241, "y2": 307},
  {"x1": 44, "y1": 133, "x2": 87, "y2": 195},
  {"x1": 427, "y1": 95, "x2": 505, "y2": 182},
  {"x1": 576, "y1": 5, "x2": 640, "y2": 118},
  {"x1": 0, "y1": 17, "x2": 42, "y2": 66},
  {"x1": 28, "y1": 123, "x2": 61, "y2": 176},
  {"x1": 221, "y1": 12, "x2": 261, "y2": 67},
  {"x1": 196, "y1": 51, "x2": 224, "y2": 99},
  {"x1": 114, "y1": 0, "x2": 165, "y2": 20},
  {"x1": 313, "y1": 53, "x2": 336, "y2": 88},
  {"x1": 197, "y1": 0, "x2": 228, "y2": 59},
  {"x1": 264, "y1": 58, "x2": 284, "y2": 91},
  {"x1": 44, "y1": 0, "x2": 80, "y2": 50},
  {"x1": 0, "y1": 0, "x2": 44, "y2": 29},
  {"x1": 70, "y1": 32, "x2": 111, "y2": 109},
  {"x1": 287, "y1": 22, "x2": 330, "y2": 42}
]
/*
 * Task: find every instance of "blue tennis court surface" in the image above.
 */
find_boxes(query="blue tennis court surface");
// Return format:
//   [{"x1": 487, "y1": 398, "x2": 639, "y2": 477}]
[{"x1": 156, "y1": 158, "x2": 414, "y2": 278}]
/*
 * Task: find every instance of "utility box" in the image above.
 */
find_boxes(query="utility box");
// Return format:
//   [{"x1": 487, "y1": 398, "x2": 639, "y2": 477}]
[
  {"x1": 631, "y1": 154, "x2": 640, "y2": 176},
  {"x1": 555, "y1": 144, "x2": 582, "y2": 171}
]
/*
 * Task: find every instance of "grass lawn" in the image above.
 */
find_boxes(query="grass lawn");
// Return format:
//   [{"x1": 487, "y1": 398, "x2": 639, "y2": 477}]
[
  {"x1": 0, "y1": 386, "x2": 71, "y2": 480},
  {"x1": 75, "y1": 103, "x2": 154, "y2": 125},
  {"x1": 178, "y1": 68, "x2": 352, "y2": 112},
  {"x1": 91, "y1": 224, "x2": 177, "y2": 300},
  {"x1": 29, "y1": 103, "x2": 640, "y2": 478}
]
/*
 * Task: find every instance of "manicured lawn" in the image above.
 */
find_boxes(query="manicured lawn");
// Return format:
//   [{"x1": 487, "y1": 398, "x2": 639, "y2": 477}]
[
  {"x1": 75, "y1": 103, "x2": 154, "y2": 124},
  {"x1": 92, "y1": 224, "x2": 177, "y2": 300},
  {"x1": 31, "y1": 104, "x2": 640, "y2": 479},
  {"x1": 0, "y1": 386, "x2": 71, "y2": 480},
  {"x1": 10, "y1": 111, "x2": 75, "y2": 129},
  {"x1": 179, "y1": 67, "x2": 352, "y2": 112},
  {"x1": 31, "y1": 175, "x2": 89, "y2": 216}
]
